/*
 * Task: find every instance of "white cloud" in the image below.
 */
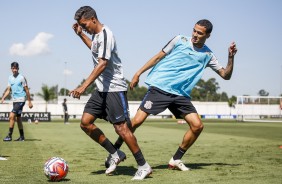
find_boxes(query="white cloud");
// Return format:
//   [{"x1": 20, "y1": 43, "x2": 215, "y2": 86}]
[
  {"x1": 9, "y1": 32, "x2": 54, "y2": 56},
  {"x1": 63, "y1": 69, "x2": 73, "y2": 76}
]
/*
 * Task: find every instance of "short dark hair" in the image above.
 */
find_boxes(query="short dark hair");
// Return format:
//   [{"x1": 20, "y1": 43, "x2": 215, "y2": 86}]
[
  {"x1": 11, "y1": 62, "x2": 19, "y2": 68},
  {"x1": 196, "y1": 19, "x2": 213, "y2": 34},
  {"x1": 74, "y1": 6, "x2": 98, "y2": 21}
]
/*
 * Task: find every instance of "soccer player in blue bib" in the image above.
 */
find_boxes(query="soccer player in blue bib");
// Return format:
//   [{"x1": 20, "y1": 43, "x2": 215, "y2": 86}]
[
  {"x1": 70, "y1": 6, "x2": 151, "y2": 180},
  {"x1": 1, "y1": 62, "x2": 33, "y2": 141},
  {"x1": 110, "y1": 19, "x2": 237, "y2": 171}
]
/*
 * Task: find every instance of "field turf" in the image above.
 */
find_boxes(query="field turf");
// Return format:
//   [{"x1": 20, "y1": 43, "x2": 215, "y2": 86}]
[{"x1": 0, "y1": 119, "x2": 281, "y2": 184}]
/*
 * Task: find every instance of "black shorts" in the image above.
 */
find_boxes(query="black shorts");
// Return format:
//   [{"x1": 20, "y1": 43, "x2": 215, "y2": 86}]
[
  {"x1": 12, "y1": 102, "x2": 25, "y2": 117},
  {"x1": 84, "y1": 90, "x2": 130, "y2": 124},
  {"x1": 140, "y1": 87, "x2": 197, "y2": 119}
]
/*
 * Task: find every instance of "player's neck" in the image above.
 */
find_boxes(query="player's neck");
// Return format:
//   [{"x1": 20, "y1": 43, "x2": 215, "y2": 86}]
[
  {"x1": 13, "y1": 73, "x2": 19, "y2": 77},
  {"x1": 94, "y1": 22, "x2": 103, "y2": 34}
]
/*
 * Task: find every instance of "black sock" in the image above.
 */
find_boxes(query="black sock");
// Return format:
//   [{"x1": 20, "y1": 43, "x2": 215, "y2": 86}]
[
  {"x1": 133, "y1": 150, "x2": 146, "y2": 166},
  {"x1": 173, "y1": 147, "x2": 187, "y2": 160},
  {"x1": 114, "y1": 137, "x2": 124, "y2": 149},
  {"x1": 19, "y1": 129, "x2": 24, "y2": 137},
  {"x1": 8, "y1": 128, "x2": 14, "y2": 137},
  {"x1": 101, "y1": 138, "x2": 116, "y2": 154}
]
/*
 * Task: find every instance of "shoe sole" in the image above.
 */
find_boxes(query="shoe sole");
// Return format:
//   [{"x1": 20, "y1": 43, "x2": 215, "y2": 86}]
[{"x1": 168, "y1": 164, "x2": 190, "y2": 171}]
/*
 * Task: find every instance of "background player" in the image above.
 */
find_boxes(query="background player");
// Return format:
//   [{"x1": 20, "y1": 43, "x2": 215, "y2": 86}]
[
  {"x1": 62, "y1": 98, "x2": 69, "y2": 124},
  {"x1": 1, "y1": 62, "x2": 33, "y2": 141}
]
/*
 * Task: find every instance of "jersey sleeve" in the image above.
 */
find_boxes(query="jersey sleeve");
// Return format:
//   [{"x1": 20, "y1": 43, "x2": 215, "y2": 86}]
[
  {"x1": 206, "y1": 53, "x2": 223, "y2": 71},
  {"x1": 162, "y1": 35, "x2": 181, "y2": 54},
  {"x1": 21, "y1": 76, "x2": 28, "y2": 87},
  {"x1": 98, "y1": 29, "x2": 113, "y2": 60}
]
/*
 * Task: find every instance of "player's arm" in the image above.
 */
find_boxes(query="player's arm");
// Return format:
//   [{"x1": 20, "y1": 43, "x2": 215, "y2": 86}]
[
  {"x1": 217, "y1": 42, "x2": 237, "y2": 80},
  {"x1": 69, "y1": 58, "x2": 107, "y2": 99},
  {"x1": 72, "y1": 23, "x2": 92, "y2": 49},
  {"x1": 1, "y1": 86, "x2": 11, "y2": 103},
  {"x1": 130, "y1": 51, "x2": 166, "y2": 90},
  {"x1": 130, "y1": 36, "x2": 179, "y2": 89},
  {"x1": 24, "y1": 84, "x2": 33, "y2": 109}
]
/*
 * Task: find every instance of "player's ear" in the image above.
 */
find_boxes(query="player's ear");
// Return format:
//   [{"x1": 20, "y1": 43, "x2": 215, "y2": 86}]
[
  {"x1": 92, "y1": 17, "x2": 96, "y2": 24},
  {"x1": 206, "y1": 33, "x2": 210, "y2": 38}
]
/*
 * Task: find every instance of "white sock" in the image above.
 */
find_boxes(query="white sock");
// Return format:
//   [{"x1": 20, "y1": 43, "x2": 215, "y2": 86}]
[
  {"x1": 139, "y1": 162, "x2": 150, "y2": 169},
  {"x1": 111, "y1": 151, "x2": 119, "y2": 159}
]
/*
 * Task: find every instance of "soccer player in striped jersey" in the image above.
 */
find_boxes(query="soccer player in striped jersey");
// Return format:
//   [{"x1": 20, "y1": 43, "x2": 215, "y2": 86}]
[{"x1": 71, "y1": 6, "x2": 151, "y2": 180}]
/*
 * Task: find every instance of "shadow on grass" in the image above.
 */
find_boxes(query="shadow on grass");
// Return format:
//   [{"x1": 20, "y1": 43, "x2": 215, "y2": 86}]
[
  {"x1": 91, "y1": 165, "x2": 137, "y2": 176},
  {"x1": 24, "y1": 139, "x2": 42, "y2": 141},
  {"x1": 153, "y1": 162, "x2": 241, "y2": 170},
  {"x1": 0, "y1": 155, "x2": 10, "y2": 159},
  {"x1": 47, "y1": 178, "x2": 71, "y2": 182}
]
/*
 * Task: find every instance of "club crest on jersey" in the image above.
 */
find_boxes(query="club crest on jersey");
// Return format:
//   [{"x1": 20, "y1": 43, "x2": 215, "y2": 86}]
[
  {"x1": 181, "y1": 36, "x2": 188, "y2": 42},
  {"x1": 144, "y1": 101, "x2": 153, "y2": 109}
]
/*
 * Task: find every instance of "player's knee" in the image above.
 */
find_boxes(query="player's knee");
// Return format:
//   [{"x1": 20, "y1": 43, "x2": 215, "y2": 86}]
[
  {"x1": 80, "y1": 118, "x2": 92, "y2": 131},
  {"x1": 191, "y1": 122, "x2": 204, "y2": 134},
  {"x1": 9, "y1": 115, "x2": 17, "y2": 122},
  {"x1": 114, "y1": 122, "x2": 130, "y2": 138}
]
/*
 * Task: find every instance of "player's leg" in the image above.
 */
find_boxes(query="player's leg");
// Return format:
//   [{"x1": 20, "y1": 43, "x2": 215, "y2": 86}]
[
  {"x1": 113, "y1": 121, "x2": 152, "y2": 180},
  {"x1": 14, "y1": 102, "x2": 26, "y2": 141},
  {"x1": 112, "y1": 109, "x2": 148, "y2": 149},
  {"x1": 66, "y1": 113, "x2": 69, "y2": 123},
  {"x1": 81, "y1": 112, "x2": 126, "y2": 173},
  {"x1": 181, "y1": 113, "x2": 203, "y2": 150},
  {"x1": 105, "y1": 109, "x2": 148, "y2": 169},
  {"x1": 3, "y1": 112, "x2": 16, "y2": 141},
  {"x1": 168, "y1": 97, "x2": 203, "y2": 171},
  {"x1": 105, "y1": 92, "x2": 151, "y2": 179},
  {"x1": 14, "y1": 115, "x2": 25, "y2": 141},
  {"x1": 82, "y1": 91, "x2": 126, "y2": 175}
]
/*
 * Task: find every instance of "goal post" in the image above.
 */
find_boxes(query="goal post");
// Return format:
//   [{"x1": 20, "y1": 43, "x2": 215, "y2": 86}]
[{"x1": 236, "y1": 96, "x2": 282, "y2": 122}]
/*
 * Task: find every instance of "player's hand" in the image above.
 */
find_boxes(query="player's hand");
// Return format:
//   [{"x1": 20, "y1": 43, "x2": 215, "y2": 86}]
[
  {"x1": 72, "y1": 23, "x2": 82, "y2": 36},
  {"x1": 228, "y1": 42, "x2": 237, "y2": 57},
  {"x1": 28, "y1": 101, "x2": 33, "y2": 109},
  {"x1": 69, "y1": 86, "x2": 85, "y2": 99},
  {"x1": 130, "y1": 74, "x2": 140, "y2": 90}
]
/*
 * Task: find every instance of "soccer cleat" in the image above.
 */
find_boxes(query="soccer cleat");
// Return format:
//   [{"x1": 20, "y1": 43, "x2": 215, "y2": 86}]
[
  {"x1": 0, "y1": 157, "x2": 7, "y2": 160},
  {"x1": 131, "y1": 162, "x2": 152, "y2": 180},
  {"x1": 168, "y1": 157, "x2": 191, "y2": 171},
  {"x1": 14, "y1": 136, "x2": 25, "y2": 141},
  {"x1": 105, "y1": 149, "x2": 126, "y2": 168},
  {"x1": 3, "y1": 135, "x2": 12, "y2": 142},
  {"x1": 105, "y1": 150, "x2": 126, "y2": 175}
]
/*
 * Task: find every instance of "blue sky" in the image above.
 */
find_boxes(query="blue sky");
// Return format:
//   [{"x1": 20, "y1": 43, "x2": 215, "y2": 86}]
[{"x1": 1, "y1": 0, "x2": 282, "y2": 97}]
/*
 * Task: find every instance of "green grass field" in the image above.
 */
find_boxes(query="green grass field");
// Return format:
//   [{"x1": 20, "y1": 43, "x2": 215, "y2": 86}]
[{"x1": 0, "y1": 119, "x2": 281, "y2": 184}]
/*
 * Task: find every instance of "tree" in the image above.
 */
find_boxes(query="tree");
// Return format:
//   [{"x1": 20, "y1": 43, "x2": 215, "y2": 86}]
[
  {"x1": 258, "y1": 89, "x2": 269, "y2": 96},
  {"x1": 37, "y1": 84, "x2": 58, "y2": 112},
  {"x1": 59, "y1": 88, "x2": 70, "y2": 96},
  {"x1": 126, "y1": 80, "x2": 148, "y2": 101},
  {"x1": 228, "y1": 95, "x2": 237, "y2": 115},
  {"x1": 191, "y1": 78, "x2": 221, "y2": 101},
  {"x1": 220, "y1": 92, "x2": 229, "y2": 102}
]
